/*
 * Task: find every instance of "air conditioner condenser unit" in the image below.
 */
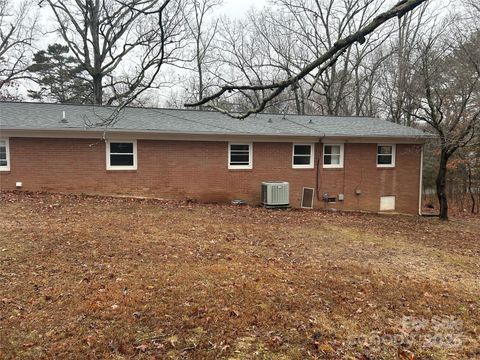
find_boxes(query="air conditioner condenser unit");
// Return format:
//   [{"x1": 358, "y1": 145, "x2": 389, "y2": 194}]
[{"x1": 261, "y1": 181, "x2": 290, "y2": 208}]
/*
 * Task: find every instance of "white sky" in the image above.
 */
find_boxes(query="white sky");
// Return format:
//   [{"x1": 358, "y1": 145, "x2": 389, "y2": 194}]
[{"x1": 219, "y1": 0, "x2": 268, "y2": 18}]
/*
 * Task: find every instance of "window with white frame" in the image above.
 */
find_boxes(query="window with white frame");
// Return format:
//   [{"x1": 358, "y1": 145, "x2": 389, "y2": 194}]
[
  {"x1": 292, "y1": 144, "x2": 314, "y2": 168},
  {"x1": 106, "y1": 140, "x2": 137, "y2": 170},
  {"x1": 228, "y1": 143, "x2": 252, "y2": 169},
  {"x1": 323, "y1": 144, "x2": 344, "y2": 168},
  {"x1": 377, "y1": 144, "x2": 396, "y2": 167},
  {"x1": 0, "y1": 139, "x2": 10, "y2": 171}
]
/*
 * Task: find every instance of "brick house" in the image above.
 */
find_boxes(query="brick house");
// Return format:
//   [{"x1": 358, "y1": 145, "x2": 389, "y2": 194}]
[{"x1": 0, "y1": 102, "x2": 430, "y2": 214}]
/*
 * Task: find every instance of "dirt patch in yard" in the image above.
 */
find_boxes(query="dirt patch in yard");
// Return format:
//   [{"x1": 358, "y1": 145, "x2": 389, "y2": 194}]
[{"x1": 0, "y1": 192, "x2": 479, "y2": 359}]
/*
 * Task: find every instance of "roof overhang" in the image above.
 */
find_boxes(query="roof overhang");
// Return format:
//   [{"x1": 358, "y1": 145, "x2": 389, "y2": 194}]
[{"x1": 0, "y1": 128, "x2": 431, "y2": 144}]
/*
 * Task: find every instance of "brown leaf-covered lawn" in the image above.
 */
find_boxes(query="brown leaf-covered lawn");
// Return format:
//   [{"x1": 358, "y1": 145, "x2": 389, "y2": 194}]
[{"x1": 0, "y1": 192, "x2": 479, "y2": 359}]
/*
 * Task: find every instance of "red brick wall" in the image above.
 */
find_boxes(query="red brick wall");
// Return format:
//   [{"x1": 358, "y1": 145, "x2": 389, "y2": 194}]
[{"x1": 0, "y1": 138, "x2": 422, "y2": 214}]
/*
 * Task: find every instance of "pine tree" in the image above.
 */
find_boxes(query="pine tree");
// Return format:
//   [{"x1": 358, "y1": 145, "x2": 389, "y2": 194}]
[{"x1": 28, "y1": 43, "x2": 92, "y2": 103}]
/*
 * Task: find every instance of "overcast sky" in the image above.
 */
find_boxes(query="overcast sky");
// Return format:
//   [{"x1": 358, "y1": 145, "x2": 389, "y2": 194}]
[{"x1": 219, "y1": 0, "x2": 267, "y2": 18}]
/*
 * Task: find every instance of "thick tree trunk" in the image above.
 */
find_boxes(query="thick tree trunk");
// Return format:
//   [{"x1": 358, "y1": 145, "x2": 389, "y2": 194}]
[
  {"x1": 436, "y1": 154, "x2": 449, "y2": 220},
  {"x1": 93, "y1": 74, "x2": 103, "y2": 105}
]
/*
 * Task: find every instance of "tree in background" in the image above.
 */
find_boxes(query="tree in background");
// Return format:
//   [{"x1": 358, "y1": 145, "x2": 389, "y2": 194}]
[
  {"x1": 0, "y1": 0, "x2": 37, "y2": 89},
  {"x1": 182, "y1": 0, "x2": 222, "y2": 105},
  {"x1": 202, "y1": 0, "x2": 397, "y2": 117},
  {"x1": 0, "y1": 81, "x2": 23, "y2": 100},
  {"x1": 28, "y1": 44, "x2": 92, "y2": 104},
  {"x1": 40, "y1": 0, "x2": 188, "y2": 107},
  {"x1": 377, "y1": 3, "x2": 432, "y2": 125},
  {"x1": 450, "y1": 145, "x2": 480, "y2": 214},
  {"x1": 186, "y1": 0, "x2": 429, "y2": 118},
  {"x1": 408, "y1": 28, "x2": 480, "y2": 219}
]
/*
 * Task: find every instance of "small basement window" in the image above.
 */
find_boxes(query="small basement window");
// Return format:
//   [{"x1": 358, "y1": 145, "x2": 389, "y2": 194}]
[
  {"x1": 377, "y1": 144, "x2": 396, "y2": 167},
  {"x1": 106, "y1": 140, "x2": 137, "y2": 170},
  {"x1": 0, "y1": 139, "x2": 10, "y2": 171},
  {"x1": 228, "y1": 143, "x2": 252, "y2": 169},
  {"x1": 323, "y1": 144, "x2": 344, "y2": 168},
  {"x1": 293, "y1": 144, "x2": 314, "y2": 168}
]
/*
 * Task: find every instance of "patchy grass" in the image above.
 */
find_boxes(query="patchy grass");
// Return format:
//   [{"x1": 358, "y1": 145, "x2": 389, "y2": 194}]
[{"x1": 0, "y1": 192, "x2": 479, "y2": 359}]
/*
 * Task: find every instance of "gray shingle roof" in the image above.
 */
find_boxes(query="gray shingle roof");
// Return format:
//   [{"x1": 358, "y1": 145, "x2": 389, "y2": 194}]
[{"x1": 0, "y1": 101, "x2": 430, "y2": 139}]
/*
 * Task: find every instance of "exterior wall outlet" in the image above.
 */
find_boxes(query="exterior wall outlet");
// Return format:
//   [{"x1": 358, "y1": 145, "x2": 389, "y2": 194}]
[
  {"x1": 15, "y1": 182, "x2": 23, "y2": 188},
  {"x1": 355, "y1": 189, "x2": 362, "y2": 195}
]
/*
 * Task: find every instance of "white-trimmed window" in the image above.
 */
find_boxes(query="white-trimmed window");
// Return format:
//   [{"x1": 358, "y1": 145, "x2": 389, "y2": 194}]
[
  {"x1": 292, "y1": 144, "x2": 314, "y2": 168},
  {"x1": 228, "y1": 143, "x2": 252, "y2": 169},
  {"x1": 106, "y1": 140, "x2": 137, "y2": 170},
  {"x1": 377, "y1": 144, "x2": 396, "y2": 168},
  {"x1": 0, "y1": 139, "x2": 10, "y2": 171},
  {"x1": 323, "y1": 144, "x2": 344, "y2": 168}
]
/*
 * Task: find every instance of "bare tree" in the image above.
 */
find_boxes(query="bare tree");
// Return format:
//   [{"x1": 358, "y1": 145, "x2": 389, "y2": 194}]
[
  {"x1": 182, "y1": 0, "x2": 222, "y2": 104},
  {"x1": 41, "y1": 0, "x2": 187, "y2": 106},
  {"x1": 274, "y1": 0, "x2": 389, "y2": 116},
  {"x1": 456, "y1": 145, "x2": 480, "y2": 214},
  {"x1": 377, "y1": 3, "x2": 433, "y2": 125},
  {"x1": 407, "y1": 29, "x2": 480, "y2": 220},
  {"x1": 185, "y1": 0, "x2": 429, "y2": 118},
  {"x1": 0, "y1": 0, "x2": 37, "y2": 89},
  {"x1": 209, "y1": 0, "x2": 393, "y2": 117},
  {"x1": 210, "y1": 10, "x2": 308, "y2": 114}
]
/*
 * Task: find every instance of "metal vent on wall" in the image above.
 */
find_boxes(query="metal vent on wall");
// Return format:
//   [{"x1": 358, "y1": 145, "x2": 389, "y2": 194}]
[{"x1": 301, "y1": 187, "x2": 314, "y2": 209}]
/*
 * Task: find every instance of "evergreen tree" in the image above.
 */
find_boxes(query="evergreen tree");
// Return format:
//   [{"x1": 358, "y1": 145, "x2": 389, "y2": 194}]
[{"x1": 28, "y1": 43, "x2": 92, "y2": 103}]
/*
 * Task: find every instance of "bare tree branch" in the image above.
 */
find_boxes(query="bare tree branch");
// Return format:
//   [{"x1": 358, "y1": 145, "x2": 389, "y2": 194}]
[
  {"x1": 0, "y1": 0, "x2": 37, "y2": 89},
  {"x1": 184, "y1": 0, "x2": 429, "y2": 119}
]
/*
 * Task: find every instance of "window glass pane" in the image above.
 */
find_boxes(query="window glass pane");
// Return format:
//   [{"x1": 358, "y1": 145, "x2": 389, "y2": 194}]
[
  {"x1": 110, "y1": 142, "x2": 133, "y2": 153},
  {"x1": 378, "y1": 145, "x2": 392, "y2": 155},
  {"x1": 0, "y1": 142, "x2": 6, "y2": 166},
  {"x1": 110, "y1": 154, "x2": 134, "y2": 166},
  {"x1": 377, "y1": 154, "x2": 392, "y2": 165},
  {"x1": 324, "y1": 154, "x2": 340, "y2": 165},
  {"x1": 331, "y1": 154, "x2": 340, "y2": 164},
  {"x1": 231, "y1": 144, "x2": 249, "y2": 151},
  {"x1": 294, "y1": 145, "x2": 311, "y2": 155},
  {"x1": 230, "y1": 144, "x2": 250, "y2": 166},
  {"x1": 294, "y1": 155, "x2": 311, "y2": 165},
  {"x1": 230, "y1": 154, "x2": 250, "y2": 163},
  {"x1": 325, "y1": 145, "x2": 340, "y2": 155}
]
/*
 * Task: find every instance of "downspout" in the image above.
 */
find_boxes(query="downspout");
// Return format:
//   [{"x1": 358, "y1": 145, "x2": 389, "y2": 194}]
[
  {"x1": 418, "y1": 144, "x2": 424, "y2": 216},
  {"x1": 316, "y1": 134, "x2": 325, "y2": 201}
]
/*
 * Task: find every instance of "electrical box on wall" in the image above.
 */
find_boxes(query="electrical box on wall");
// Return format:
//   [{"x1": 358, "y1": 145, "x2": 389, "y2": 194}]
[
  {"x1": 355, "y1": 189, "x2": 362, "y2": 195},
  {"x1": 15, "y1": 182, "x2": 22, "y2": 188},
  {"x1": 338, "y1": 194, "x2": 344, "y2": 201}
]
